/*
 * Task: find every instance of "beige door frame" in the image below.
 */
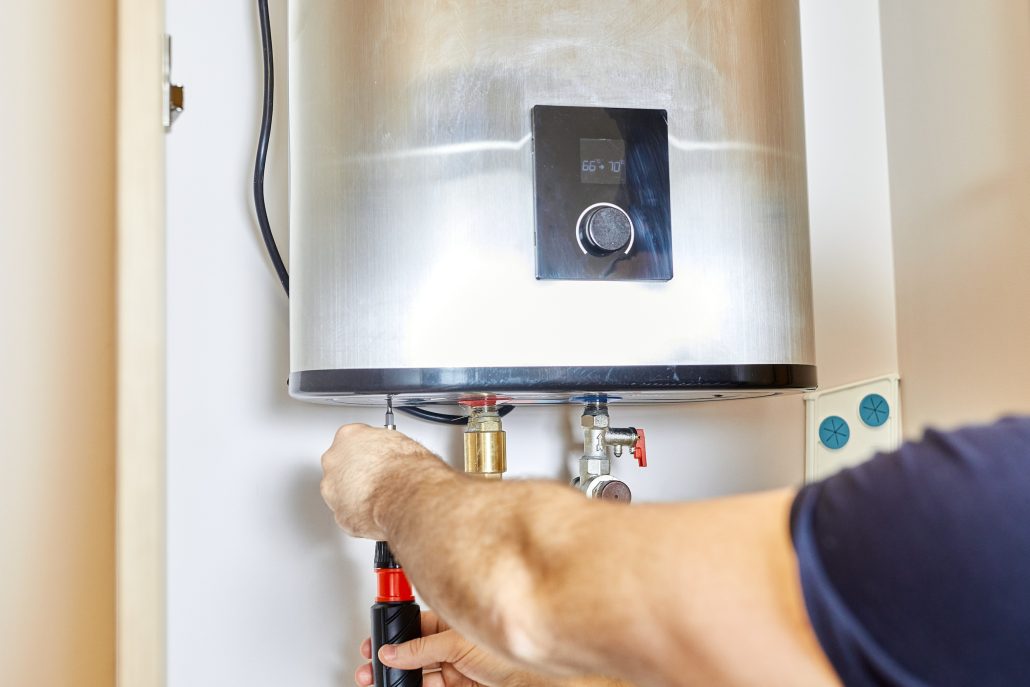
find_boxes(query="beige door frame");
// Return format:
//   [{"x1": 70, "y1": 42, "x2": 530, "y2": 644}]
[{"x1": 117, "y1": 0, "x2": 166, "y2": 685}]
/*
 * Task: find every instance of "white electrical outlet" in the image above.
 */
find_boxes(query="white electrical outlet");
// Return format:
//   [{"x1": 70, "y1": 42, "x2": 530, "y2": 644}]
[{"x1": 804, "y1": 374, "x2": 901, "y2": 482}]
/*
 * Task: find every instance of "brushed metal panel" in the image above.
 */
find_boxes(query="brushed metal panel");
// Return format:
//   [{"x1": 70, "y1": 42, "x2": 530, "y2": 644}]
[{"x1": 288, "y1": 1, "x2": 814, "y2": 382}]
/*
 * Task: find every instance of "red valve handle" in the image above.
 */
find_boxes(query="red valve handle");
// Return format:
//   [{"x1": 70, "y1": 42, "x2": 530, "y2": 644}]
[{"x1": 632, "y1": 428, "x2": 647, "y2": 467}]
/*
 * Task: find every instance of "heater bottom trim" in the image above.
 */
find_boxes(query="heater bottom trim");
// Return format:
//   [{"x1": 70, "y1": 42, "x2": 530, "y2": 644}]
[{"x1": 289, "y1": 364, "x2": 817, "y2": 405}]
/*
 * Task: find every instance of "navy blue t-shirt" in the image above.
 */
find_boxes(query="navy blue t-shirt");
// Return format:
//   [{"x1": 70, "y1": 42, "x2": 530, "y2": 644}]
[{"x1": 791, "y1": 417, "x2": 1030, "y2": 686}]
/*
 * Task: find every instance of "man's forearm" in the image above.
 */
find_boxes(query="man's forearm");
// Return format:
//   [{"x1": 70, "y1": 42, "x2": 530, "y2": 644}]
[
  {"x1": 376, "y1": 462, "x2": 683, "y2": 684},
  {"x1": 376, "y1": 459, "x2": 590, "y2": 671},
  {"x1": 319, "y1": 424, "x2": 609, "y2": 676}
]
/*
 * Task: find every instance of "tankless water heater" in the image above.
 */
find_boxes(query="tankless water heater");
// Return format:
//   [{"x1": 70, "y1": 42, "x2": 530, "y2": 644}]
[{"x1": 287, "y1": 0, "x2": 816, "y2": 405}]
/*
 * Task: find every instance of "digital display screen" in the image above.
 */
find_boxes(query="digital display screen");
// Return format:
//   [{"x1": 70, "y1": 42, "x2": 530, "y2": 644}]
[{"x1": 580, "y1": 138, "x2": 626, "y2": 185}]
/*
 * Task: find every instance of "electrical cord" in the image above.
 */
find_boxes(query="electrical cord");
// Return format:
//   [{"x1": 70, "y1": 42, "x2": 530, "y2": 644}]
[
  {"x1": 253, "y1": 0, "x2": 513, "y2": 426},
  {"x1": 398, "y1": 404, "x2": 515, "y2": 425},
  {"x1": 396, "y1": 407, "x2": 472, "y2": 425},
  {"x1": 254, "y1": 0, "x2": 290, "y2": 296}
]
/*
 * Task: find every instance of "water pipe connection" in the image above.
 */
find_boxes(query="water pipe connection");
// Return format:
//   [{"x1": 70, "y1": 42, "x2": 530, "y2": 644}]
[{"x1": 572, "y1": 400, "x2": 646, "y2": 501}]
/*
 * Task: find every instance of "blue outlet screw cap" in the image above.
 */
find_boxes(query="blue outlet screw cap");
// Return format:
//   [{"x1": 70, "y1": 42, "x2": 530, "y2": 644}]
[
  {"x1": 819, "y1": 415, "x2": 850, "y2": 450},
  {"x1": 859, "y1": 393, "x2": 890, "y2": 427}
]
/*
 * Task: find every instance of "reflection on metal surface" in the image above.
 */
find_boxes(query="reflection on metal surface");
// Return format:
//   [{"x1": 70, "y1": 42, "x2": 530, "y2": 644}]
[
  {"x1": 343, "y1": 134, "x2": 533, "y2": 164},
  {"x1": 667, "y1": 135, "x2": 804, "y2": 158},
  {"x1": 288, "y1": 0, "x2": 815, "y2": 403}
]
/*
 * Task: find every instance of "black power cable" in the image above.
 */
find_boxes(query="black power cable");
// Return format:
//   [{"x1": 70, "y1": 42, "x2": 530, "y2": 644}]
[
  {"x1": 254, "y1": 0, "x2": 289, "y2": 296},
  {"x1": 253, "y1": 0, "x2": 514, "y2": 426},
  {"x1": 398, "y1": 404, "x2": 516, "y2": 425}
]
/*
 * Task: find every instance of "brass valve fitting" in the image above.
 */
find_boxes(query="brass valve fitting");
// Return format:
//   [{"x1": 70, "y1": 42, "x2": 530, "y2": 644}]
[{"x1": 463, "y1": 405, "x2": 507, "y2": 479}]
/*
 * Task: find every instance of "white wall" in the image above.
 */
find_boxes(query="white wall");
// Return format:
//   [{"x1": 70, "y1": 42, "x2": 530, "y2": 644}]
[
  {"x1": 165, "y1": 1, "x2": 897, "y2": 684},
  {"x1": 880, "y1": 0, "x2": 1030, "y2": 435},
  {"x1": 801, "y1": 0, "x2": 899, "y2": 385},
  {"x1": 0, "y1": 2, "x2": 116, "y2": 686}
]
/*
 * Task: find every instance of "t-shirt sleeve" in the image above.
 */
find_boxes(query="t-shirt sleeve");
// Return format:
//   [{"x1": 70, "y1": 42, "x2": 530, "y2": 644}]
[{"x1": 790, "y1": 417, "x2": 1030, "y2": 687}]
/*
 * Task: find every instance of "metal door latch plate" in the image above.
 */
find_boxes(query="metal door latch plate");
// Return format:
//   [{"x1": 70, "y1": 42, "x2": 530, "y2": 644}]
[{"x1": 163, "y1": 35, "x2": 184, "y2": 130}]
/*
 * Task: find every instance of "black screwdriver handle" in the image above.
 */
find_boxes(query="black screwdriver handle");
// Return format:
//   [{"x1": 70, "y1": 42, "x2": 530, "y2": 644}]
[{"x1": 371, "y1": 600, "x2": 422, "y2": 687}]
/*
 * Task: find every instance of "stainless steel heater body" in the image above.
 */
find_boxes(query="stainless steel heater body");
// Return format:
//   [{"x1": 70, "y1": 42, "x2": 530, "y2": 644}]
[{"x1": 288, "y1": 0, "x2": 815, "y2": 406}]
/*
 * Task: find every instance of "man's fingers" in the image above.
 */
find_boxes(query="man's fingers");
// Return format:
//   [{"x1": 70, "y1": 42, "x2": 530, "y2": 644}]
[
  {"x1": 422, "y1": 670, "x2": 446, "y2": 687},
  {"x1": 333, "y1": 422, "x2": 368, "y2": 444},
  {"x1": 353, "y1": 662, "x2": 373, "y2": 686},
  {"x1": 379, "y1": 630, "x2": 468, "y2": 670},
  {"x1": 421, "y1": 610, "x2": 447, "y2": 636},
  {"x1": 442, "y1": 663, "x2": 481, "y2": 687},
  {"x1": 360, "y1": 613, "x2": 446, "y2": 659}
]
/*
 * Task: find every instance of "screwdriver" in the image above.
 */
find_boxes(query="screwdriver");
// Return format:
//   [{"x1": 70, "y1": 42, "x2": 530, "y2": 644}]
[{"x1": 370, "y1": 399, "x2": 422, "y2": 686}]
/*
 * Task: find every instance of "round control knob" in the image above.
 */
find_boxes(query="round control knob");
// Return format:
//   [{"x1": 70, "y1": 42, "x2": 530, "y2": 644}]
[{"x1": 578, "y1": 204, "x2": 633, "y2": 256}]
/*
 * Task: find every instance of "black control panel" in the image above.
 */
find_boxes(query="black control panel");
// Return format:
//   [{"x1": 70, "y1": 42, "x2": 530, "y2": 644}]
[{"x1": 532, "y1": 106, "x2": 672, "y2": 281}]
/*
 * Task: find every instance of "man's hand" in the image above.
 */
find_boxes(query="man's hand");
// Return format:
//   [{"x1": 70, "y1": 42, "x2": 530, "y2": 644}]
[
  {"x1": 354, "y1": 612, "x2": 630, "y2": 687},
  {"x1": 320, "y1": 423, "x2": 447, "y2": 539},
  {"x1": 354, "y1": 611, "x2": 537, "y2": 687}
]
